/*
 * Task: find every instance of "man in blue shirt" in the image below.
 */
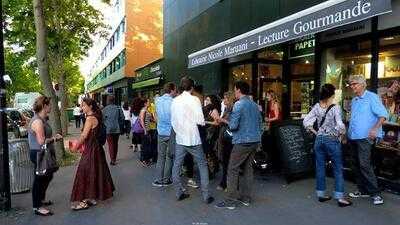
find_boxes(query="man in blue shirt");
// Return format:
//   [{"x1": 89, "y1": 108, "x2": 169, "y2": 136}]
[
  {"x1": 347, "y1": 75, "x2": 388, "y2": 205},
  {"x1": 152, "y1": 83, "x2": 177, "y2": 187},
  {"x1": 216, "y1": 81, "x2": 262, "y2": 210}
]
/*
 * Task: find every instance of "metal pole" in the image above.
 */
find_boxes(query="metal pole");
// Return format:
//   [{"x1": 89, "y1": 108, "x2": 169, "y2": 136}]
[{"x1": 0, "y1": 0, "x2": 11, "y2": 211}]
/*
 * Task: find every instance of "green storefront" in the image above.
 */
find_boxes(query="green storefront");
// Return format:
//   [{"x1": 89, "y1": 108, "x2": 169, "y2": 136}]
[{"x1": 132, "y1": 59, "x2": 164, "y2": 99}]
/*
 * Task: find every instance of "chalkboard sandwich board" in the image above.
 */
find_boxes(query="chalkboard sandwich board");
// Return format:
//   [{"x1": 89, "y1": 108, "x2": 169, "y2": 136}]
[{"x1": 275, "y1": 120, "x2": 314, "y2": 183}]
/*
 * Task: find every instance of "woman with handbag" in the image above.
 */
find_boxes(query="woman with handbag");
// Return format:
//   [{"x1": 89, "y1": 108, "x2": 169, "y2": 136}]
[
  {"x1": 303, "y1": 84, "x2": 352, "y2": 207},
  {"x1": 216, "y1": 92, "x2": 235, "y2": 191},
  {"x1": 70, "y1": 98, "x2": 115, "y2": 211},
  {"x1": 28, "y1": 96, "x2": 63, "y2": 216},
  {"x1": 131, "y1": 97, "x2": 145, "y2": 153}
]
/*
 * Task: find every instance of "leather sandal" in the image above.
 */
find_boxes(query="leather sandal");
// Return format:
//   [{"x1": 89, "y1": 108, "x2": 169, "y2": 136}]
[{"x1": 71, "y1": 201, "x2": 89, "y2": 211}]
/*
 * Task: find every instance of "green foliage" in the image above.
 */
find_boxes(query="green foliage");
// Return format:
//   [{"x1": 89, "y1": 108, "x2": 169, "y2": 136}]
[
  {"x1": 3, "y1": 0, "x2": 107, "y2": 102},
  {"x1": 4, "y1": 47, "x2": 42, "y2": 104}
]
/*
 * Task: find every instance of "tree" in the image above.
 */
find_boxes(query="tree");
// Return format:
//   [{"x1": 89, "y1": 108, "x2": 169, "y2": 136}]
[
  {"x1": 32, "y1": 0, "x2": 64, "y2": 157},
  {"x1": 4, "y1": 47, "x2": 42, "y2": 104},
  {"x1": 4, "y1": 0, "x2": 107, "y2": 145}
]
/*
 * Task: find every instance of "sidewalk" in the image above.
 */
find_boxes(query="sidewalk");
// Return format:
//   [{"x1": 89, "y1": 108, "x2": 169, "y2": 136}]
[{"x1": 2, "y1": 124, "x2": 400, "y2": 225}]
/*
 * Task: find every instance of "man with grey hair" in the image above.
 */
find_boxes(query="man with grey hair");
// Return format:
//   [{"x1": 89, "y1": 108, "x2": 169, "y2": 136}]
[{"x1": 347, "y1": 75, "x2": 388, "y2": 205}]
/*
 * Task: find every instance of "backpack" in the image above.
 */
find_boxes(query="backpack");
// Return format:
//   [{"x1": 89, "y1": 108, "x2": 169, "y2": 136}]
[{"x1": 98, "y1": 122, "x2": 107, "y2": 145}]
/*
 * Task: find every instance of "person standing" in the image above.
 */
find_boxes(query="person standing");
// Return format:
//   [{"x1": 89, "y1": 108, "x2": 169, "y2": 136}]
[
  {"x1": 215, "y1": 81, "x2": 262, "y2": 210},
  {"x1": 139, "y1": 98, "x2": 154, "y2": 166},
  {"x1": 171, "y1": 77, "x2": 214, "y2": 204},
  {"x1": 347, "y1": 75, "x2": 388, "y2": 205},
  {"x1": 122, "y1": 102, "x2": 131, "y2": 139},
  {"x1": 216, "y1": 91, "x2": 235, "y2": 191},
  {"x1": 303, "y1": 84, "x2": 352, "y2": 207},
  {"x1": 28, "y1": 96, "x2": 63, "y2": 216},
  {"x1": 152, "y1": 82, "x2": 177, "y2": 187},
  {"x1": 73, "y1": 103, "x2": 81, "y2": 128},
  {"x1": 102, "y1": 95, "x2": 124, "y2": 165},
  {"x1": 70, "y1": 98, "x2": 115, "y2": 210},
  {"x1": 131, "y1": 97, "x2": 145, "y2": 152}
]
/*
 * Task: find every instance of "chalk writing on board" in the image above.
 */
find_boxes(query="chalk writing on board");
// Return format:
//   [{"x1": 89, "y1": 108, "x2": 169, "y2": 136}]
[{"x1": 278, "y1": 125, "x2": 309, "y2": 167}]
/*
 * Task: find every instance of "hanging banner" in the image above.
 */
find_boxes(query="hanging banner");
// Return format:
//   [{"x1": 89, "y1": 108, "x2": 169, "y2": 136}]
[{"x1": 188, "y1": 0, "x2": 392, "y2": 68}]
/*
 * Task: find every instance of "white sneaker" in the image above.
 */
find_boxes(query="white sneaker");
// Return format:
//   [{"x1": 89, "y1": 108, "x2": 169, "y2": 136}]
[
  {"x1": 187, "y1": 179, "x2": 199, "y2": 189},
  {"x1": 372, "y1": 196, "x2": 384, "y2": 205}
]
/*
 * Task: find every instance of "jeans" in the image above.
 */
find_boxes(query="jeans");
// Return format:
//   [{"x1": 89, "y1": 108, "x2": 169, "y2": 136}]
[
  {"x1": 226, "y1": 143, "x2": 258, "y2": 202},
  {"x1": 106, "y1": 134, "x2": 120, "y2": 163},
  {"x1": 350, "y1": 139, "x2": 380, "y2": 196},
  {"x1": 30, "y1": 150, "x2": 53, "y2": 208},
  {"x1": 172, "y1": 144, "x2": 210, "y2": 201},
  {"x1": 154, "y1": 135, "x2": 173, "y2": 183},
  {"x1": 314, "y1": 135, "x2": 344, "y2": 199}
]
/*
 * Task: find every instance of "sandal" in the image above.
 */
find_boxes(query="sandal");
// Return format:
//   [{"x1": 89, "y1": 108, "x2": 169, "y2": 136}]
[
  {"x1": 71, "y1": 201, "x2": 89, "y2": 211},
  {"x1": 34, "y1": 208, "x2": 53, "y2": 216},
  {"x1": 83, "y1": 200, "x2": 97, "y2": 207}
]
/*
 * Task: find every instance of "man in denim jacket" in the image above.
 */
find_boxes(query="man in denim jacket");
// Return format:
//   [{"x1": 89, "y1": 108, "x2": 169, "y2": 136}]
[{"x1": 216, "y1": 81, "x2": 262, "y2": 210}]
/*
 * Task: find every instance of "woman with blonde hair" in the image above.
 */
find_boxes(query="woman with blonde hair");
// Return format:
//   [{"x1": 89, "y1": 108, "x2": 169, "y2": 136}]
[
  {"x1": 216, "y1": 91, "x2": 236, "y2": 191},
  {"x1": 265, "y1": 90, "x2": 281, "y2": 127}
]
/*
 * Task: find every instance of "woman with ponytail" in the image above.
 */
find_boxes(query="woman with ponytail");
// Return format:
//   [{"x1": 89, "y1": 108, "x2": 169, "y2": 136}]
[{"x1": 70, "y1": 98, "x2": 115, "y2": 211}]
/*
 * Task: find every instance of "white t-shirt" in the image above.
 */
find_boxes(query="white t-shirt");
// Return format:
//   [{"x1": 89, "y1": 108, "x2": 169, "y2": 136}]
[
  {"x1": 123, "y1": 108, "x2": 131, "y2": 121},
  {"x1": 73, "y1": 107, "x2": 81, "y2": 116}
]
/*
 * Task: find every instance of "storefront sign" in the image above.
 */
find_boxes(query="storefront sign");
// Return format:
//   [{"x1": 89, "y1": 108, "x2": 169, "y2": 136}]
[
  {"x1": 188, "y1": 0, "x2": 392, "y2": 68},
  {"x1": 289, "y1": 37, "x2": 315, "y2": 59},
  {"x1": 320, "y1": 19, "x2": 371, "y2": 42},
  {"x1": 135, "y1": 61, "x2": 163, "y2": 82}
]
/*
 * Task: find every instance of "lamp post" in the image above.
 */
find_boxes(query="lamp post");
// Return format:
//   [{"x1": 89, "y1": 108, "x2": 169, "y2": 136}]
[{"x1": 0, "y1": 0, "x2": 11, "y2": 211}]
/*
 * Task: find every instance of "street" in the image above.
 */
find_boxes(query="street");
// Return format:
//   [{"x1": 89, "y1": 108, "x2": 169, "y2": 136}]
[{"x1": 1, "y1": 125, "x2": 399, "y2": 225}]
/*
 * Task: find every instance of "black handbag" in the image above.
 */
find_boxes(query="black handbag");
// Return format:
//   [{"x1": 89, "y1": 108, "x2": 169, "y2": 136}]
[
  {"x1": 36, "y1": 143, "x2": 59, "y2": 176},
  {"x1": 222, "y1": 126, "x2": 233, "y2": 141}
]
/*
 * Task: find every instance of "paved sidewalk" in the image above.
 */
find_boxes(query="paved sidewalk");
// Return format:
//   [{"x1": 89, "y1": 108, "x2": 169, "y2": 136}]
[{"x1": 2, "y1": 127, "x2": 400, "y2": 225}]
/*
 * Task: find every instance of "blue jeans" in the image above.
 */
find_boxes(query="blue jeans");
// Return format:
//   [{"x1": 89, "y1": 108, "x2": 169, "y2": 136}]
[
  {"x1": 172, "y1": 144, "x2": 210, "y2": 201},
  {"x1": 314, "y1": 135, "x2": 344, "y2": 199}
]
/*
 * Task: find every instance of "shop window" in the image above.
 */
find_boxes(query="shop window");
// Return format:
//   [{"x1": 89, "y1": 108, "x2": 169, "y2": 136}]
[
  {"x1": 290, "y1": 56, "x2": 315, "y2": 119},
  {"x1": 258, "y1": 63, "x2": 283, "y2": 121},
  {"x1": 321, "y1": 40, "x2": 371, "y2": 118},
  {"x1": 378, "y1": 35, "x2": 400, "y2": 125},
  {"x1": 228, "y1": 64, "x2": 252, "y2": 91}
]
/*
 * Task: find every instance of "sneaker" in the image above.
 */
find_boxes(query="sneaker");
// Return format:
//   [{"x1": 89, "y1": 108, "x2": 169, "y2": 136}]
[
  {"x1": 187, "y1": 179, "x2": 199, "y2": 189},
  {"x1": 215, "y1": 201, "x2": 236, "y2": 210},
  {"x1": 216, "y1": 185, "x2": 226, "y2": 191},
  {"x1": 349, "y1": 191, "x2": 370, "y2": 198},
  {"x1": 205, "y1": 197, "x2": 215, "y2": 204},
  {"x1": 372, "y1": 196, "x2": 384, "y2": 205},
  {"x1": 237, "y1": 198, "x2": 250, "y2": 206},
  {"x1": 163, "y1": 180, "x2": 173, "y2": 187},
  {"x1": 152, "y1": 181, "x2": 164, "y2": 187},
  {"x1": 177, "y1": 193, "x2": 190, "y2": 201}
]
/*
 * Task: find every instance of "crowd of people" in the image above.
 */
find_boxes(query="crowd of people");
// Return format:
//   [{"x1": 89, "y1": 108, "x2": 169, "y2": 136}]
[{"x1": 27, "y1": 74, "x2": 389, "y2": 216}]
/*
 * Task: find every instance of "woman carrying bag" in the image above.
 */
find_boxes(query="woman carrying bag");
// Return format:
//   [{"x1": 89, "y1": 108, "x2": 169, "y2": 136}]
[
  {"x1": 28, "y1": 96, "x2": 63, "y2": 216},
  {"x1": 303, "y1": 84, "x2": 352, "y2": 207}
]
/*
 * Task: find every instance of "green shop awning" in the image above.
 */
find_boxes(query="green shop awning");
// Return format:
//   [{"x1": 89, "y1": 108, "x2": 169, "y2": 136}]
[{"x1": 132, "y1": 77, "x2": 161, "y2": 89}]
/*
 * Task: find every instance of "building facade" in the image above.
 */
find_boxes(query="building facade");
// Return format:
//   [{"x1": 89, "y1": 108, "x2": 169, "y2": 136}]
[
  {"x1": 85, "y1": 0, "x2": 163, "y2": 106},
  {"x1": 164, "y1": 0, "x2": 400, "y2": 189}
]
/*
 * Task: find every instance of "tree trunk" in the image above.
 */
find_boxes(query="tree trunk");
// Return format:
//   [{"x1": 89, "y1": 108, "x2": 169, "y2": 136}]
[
  {"x1": 32, "y1": 0, "x2": 65, "y2": 157},
  {"x1": 58, "y1": 71, "x2": 69, "y2": 135}
]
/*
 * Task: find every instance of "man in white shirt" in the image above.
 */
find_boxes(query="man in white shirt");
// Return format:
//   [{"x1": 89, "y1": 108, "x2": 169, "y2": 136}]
[{"x1": 171, "y1": 77, "x2": 214, "y2": 204}]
